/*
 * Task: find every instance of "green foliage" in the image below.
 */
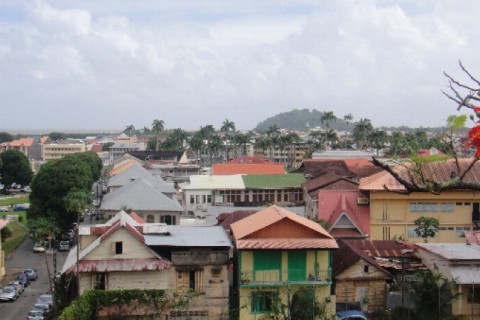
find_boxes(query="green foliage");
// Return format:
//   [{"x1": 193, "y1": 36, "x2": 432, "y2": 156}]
[
  {"x1": 0, "y1": 149, "x2": 34, "y2": 187},
  {"x1": 27, "y1": 216, "x2": 60, "y2": 241},
  {"x1": 2, "y1": 221, "x2": 28, "y2": 256},
  {"x1": 1, "y1": 225, "x2": 12, "y2": 241},
  {"x1": 49, "y1": 132, "x2": 67, "y2": 141},
  {"x1": 0, "y1": 195, "x2": 29, "y2": 206},
  {"x1": 0, "y1": 132, "x2": 13, "y2": 143},
  {"x1": 29, "y1": 156, "x2": 94, "y2": 229},
  {"x1": 411, "y1": 154, "x2": 450, "y2": 163},
  {"x1": 101, "y1": 142, "x2": 114, "y2": 152},
  {"x1": 66, "y1": 152, "x2": 103, "y2": 181},
  {"x1": 414, "y1": 216, "x2": 440, "y2": 243},
  {"x1": 58, "y1": 289, "x2": 186, "y2": 320},
  {"x1": 54, "y1": 273, "x2": 78, "y2": 317},
  {"x1": 290, "y1": 288, "x2": 327, "y2": 320},
  {"x1": 406, "y1": 271, "x2": 460, "y2": 320},
  {"x1": 446, "y1": 114, "x2": 467, "y2": 130}
]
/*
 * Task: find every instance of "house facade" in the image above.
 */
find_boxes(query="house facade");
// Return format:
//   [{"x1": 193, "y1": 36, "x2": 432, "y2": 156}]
[
  {"x1": 416, "y1": 243, "x2": 480, "y2": 319},
  {"x1": 360, "y1": 169, "x2": 477, "y2": 243},
  {"x1": 231, "y1": 205, "x2": 338, "y2": 319}
]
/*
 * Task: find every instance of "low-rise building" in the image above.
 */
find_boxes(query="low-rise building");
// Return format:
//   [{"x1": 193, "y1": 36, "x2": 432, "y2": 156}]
[{"x1": 42, "y1": 141, "x2": 86, "y2": 162}]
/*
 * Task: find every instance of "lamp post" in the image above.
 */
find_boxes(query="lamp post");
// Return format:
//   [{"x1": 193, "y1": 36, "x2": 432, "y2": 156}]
[{"x1": 401, "y1": 249, "x2": 414, "y2": 309}]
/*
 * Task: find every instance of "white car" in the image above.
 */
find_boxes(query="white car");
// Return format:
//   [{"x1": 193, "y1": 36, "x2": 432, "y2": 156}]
[
  {"x1": 0, "y1": 286, "x2": 19, "y2": 301},
  {"x1": 33, "y1": 242, "x2": 46, "y2": 253},
  {"x1": 0, "y1": 207, "x2": 8, "y2": 212}
]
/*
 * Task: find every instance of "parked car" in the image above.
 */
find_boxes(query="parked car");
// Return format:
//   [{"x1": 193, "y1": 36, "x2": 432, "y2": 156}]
[
  {"x1": 36, "y1": 294, "x2": 53, "y2": 307},
  {"x1": 32, "y1": 302, "x2": 51, "y2": 316},
  {"x1": 336, "y1": 310, "x2": 368, "y2": 320},
  {"x1": 27, "y1": 309, "x2": 46, "y2": 320},
  {"x1": 0, "y1": 286, "x2": 19, "y2": 301},
  {"x1": 8, "y1": 281, "x2": 24, "y2": 295},
  {"x1": 33, "y1": 242, "x2": 46, "y2": 253},
  {"x1": 14, "y1": 204, "x2": 28, "y2": 211},
  {"x1": 24, "y1": 268, "x2": 39, "y2": 281},
  {"x1": 16, "y1": 272, "x2": 30, "y2": 287},
  {"x1": 58, "y1": 240, "x2": 70, "y2": 251},
  {"x1": 23, "y1": 186, "x2": 31, "y2": 193},
  {"x1": 0, "y1": 206, "x2": 8, "y2": 212}
]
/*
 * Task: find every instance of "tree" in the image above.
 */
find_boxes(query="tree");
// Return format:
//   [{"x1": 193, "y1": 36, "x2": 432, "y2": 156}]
[
  {"x1": 368, "y1": 129, "x2": 388, "y2": 154},
  {"x1": 352, "y1": 118, "x2": 373, "y2": 150},
  {"x1": 343, "y1": 113, "x2": 354, "y2": 126},
  {"x1": 161, "y1": 128, "x2": 188, "y2": 151},
  {"x1": 101, "y1": 142, "x2": 114, "y2": 152},
  {"x1": 414, "y1": 216, "x2": 439, "y2": 242},
  {"x1": 49, "y1": 132, "x2": 66, "y2": 141},
  {"x1": 29, "y1": 156, "x2": 93, "y2": 229},
  {"x1": 320, "y1": 111, "x2": 337, "y2": 129},
  {"x1": 406, "y1": 271, "x2": 459, "y2": 320},
  {"x1": 221, "y1": 119, "x2": 235, "y2": 160},
  {"x1": 123, "y1": 125, "x2": 136, "y2": 137},
  {"x1": 0, "y1": 132, "x2": 13, "y2": 143},
  {"x1": 66, "y1": 152, "x2": 102, "y2": 182},
  {"x1": 151, "y1": 119, "x2": 165, "y2": 151},
  {"x1": 0, "y1": 149, "x2": 33, "y2": 189},
  {"x1": 1, "y1": 225, "x2": 12, "y2": 242}
]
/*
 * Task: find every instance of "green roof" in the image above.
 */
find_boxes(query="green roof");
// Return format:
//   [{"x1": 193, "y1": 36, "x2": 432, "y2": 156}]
[{"x1": 242, "y1": 173, "x2": 306, "y2": 189}]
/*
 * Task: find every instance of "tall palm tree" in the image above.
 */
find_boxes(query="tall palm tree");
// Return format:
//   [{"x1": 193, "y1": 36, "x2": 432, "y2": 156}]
[
  {"x1": 343, "y1": 113, "x2": 354, "y2": 126},
  {"x1": 321, "y1": 111, "x2": 337, "y2": 129},
  {"x1": 352, "y1": 118, "x2": 373, "y2": 150},
  {"x1": 266, "y1": 125, "x2": 280, "y2": 159},
  {"x1": 151, "y1": 119, "x2": 165, "y2": 151},
  {"x1": 221, "y1": 119, "x2": 235, "y2": 160},
  {"x1": 233, "y1": 133, "x2": 250, "y2": 156}
]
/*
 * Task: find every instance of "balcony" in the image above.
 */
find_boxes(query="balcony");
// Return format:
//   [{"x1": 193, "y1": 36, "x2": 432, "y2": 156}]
[{"x1": 240, "y1": 268, "x2": 331, "y2": 287}]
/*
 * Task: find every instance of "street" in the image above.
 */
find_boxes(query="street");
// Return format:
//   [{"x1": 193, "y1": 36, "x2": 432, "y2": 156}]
[{"x1": 0, "y1": 237, "x2": 67, "y2": 320}]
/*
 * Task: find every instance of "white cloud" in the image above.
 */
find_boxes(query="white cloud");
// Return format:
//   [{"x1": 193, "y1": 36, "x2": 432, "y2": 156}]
[{"x1": 1, "y1": 0, "x2": 480, "y2": 132}]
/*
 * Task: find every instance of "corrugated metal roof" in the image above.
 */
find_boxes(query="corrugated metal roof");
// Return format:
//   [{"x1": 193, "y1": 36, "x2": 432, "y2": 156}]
[
  {"x1": 451, "y1": 266, "x2": 480, "y2": 284},
  {"x1": 144, "y1": 225, "x2": 232, "y2": 248},
  {"x1": 242, "y1": 173, "x2": 305, "y2": 189},
  {"x1": 212, "y1": 163, "x2": 286, "y2": 175},
  {"x1": 236, "y1": 238, "x2": 338, "y2": 249},
  {"x1": 65, "y1": 258, "x2": 170, "y2": 273},
  {"x1": 231, "y1": 205, "x2": 337, "y2": 250},
  {"x1": 180, "y1": 174, "x2": 245, "y2": 190},
  {"x1": 359, "y1": 170, "x2": 406, "y2": 191},
  {"x1": 417, "y1": 243, "x2": 480, "y2": 260},
  {"x1": 101, "y1": 179, "x2": 183, "y2": 212},
  {"x1": 108, "y1": 163, "x2": 175, "y2": 194}
]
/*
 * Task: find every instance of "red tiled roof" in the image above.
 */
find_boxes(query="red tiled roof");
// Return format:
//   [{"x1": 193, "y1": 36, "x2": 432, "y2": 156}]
[
  {"x1": 212, "y1": 163, "x2": 285, "y2": 175},
  {"x1": 228, "y1": 156, "x2": 274, "y2": 164},
  {"x1": 303, "y1": 174, "x2": 358, "y2": 198},
  {"x1": 90, "y1": 144, "x2": 103, "y2": 153},
  {"x1": 8, "y1": 138, "x2": 34, "y2": 147},
  {"x1": 217, "y1": 210, "x2": 256, "y2": 232},
  {"x1": 345, "y1": 240, "x2": 418, "y2": 259}
]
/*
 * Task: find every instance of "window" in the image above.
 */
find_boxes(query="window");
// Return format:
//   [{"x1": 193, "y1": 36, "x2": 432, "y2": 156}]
[
  {"x1": 468, "y1": 286, "x2": 480, "y2": 304},
  {"x1": 207, "y1": 195, "x2": 212, "y2": 203},
  {"x1": 409, "y1": 202, "x2": 438, "y2": 213},
  {"x1": 190, "y1": 195, "x2": 194, "y2": 204},
  {"x1": 364, "y1": 265, "x2": 369, "y2": 273},
  {"x1": 440, "y1": 202, "x2": 454, "y2": 213},
  {"x1": 146, "y1": 214, "x2": 155, "y2": 223},
  {"x1": 456, "y1": 226, "x2": 470, "y2": 238},
  {"x1": 251, "y1": 291, "x2": 277, "y2": 313},
  {"x1": 176, "y1": 270, "x2": 203, "y2": 292},
  {"x1": 115, "y1": 241, "x2": 123, "y2": 254},
  {"x1": 94, "y1": 273, "x2": 106, "y2": 290},
  {"x1": 160, "y1": 215, "x2": 175, "y2": 225}
]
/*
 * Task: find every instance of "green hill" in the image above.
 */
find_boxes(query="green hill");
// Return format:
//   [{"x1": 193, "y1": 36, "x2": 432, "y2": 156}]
[{"x1": 254, "y1": 108, "x2": 352, "y2": 132}]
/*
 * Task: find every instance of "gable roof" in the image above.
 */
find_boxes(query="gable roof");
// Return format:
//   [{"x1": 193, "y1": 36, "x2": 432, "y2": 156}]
[
  {"x1": 242, "y1": 173, "x2": 305, "y2": 189},
  {"x1": 8, "y1": 138, "x2": 34, "y2": 147},
  {"x1": 109, "y1": 159, "x2": 138, "y2": 176},
  {"x1": 126, "y1": 150, "x2": 184, "y2": 162},
  {"x1": 359, "y1": 170, "x2": 406, "y2": 192},
  {"x1": 108, "y1": 163, "x2": 175, "y2": 194},
  {"x1": 144, "y1": 225, "x2": 232, "y2": 248},
  {"x1": 101, "y1": 178, "x2": 183, "y2": 212},
  {"x1": 296, "y1": 160, "x2": 356, "y2": 178},
  {"x1": 231, "y1": 205, "x2": 337, "y2": 250},
  {"x1": 303, "y1": 173, "x2": 358, "y2": 198},
  {"x1": 212, "y1": 163, "x2": 286, "y2": 175},
  {"x1": 62, "y1": 211, "x2": 170, "y2": 273},
  {"x1": 333, "y1": 239, "x2": 392, "y2": 278},
  {"x1": 228, "y1": 156, "x2": 274, "y2": 164}
]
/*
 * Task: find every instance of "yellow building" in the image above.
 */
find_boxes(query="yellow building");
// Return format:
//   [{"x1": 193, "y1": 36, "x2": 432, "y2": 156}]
[
  {"x1": 42, "y1": 142, "x2": 86, "y2": 162},
  {"x1": 0, "y1": 221, "x2": 6, "y2": 278},
  {"x1": 360, "y1": 169, "x2": 477, "y2": 243},
  {"x1": 231, "y1": 206, "x2": 338, "y2": 319}
]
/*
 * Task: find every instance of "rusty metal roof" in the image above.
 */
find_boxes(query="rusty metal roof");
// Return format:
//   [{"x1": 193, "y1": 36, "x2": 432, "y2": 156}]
[
  {"x1": 65, "y1": 258, "x2": 170, "y2": 273},
  {"x1": 231, "y1": 205, "x2": 337, "y2": 250},
  {"x1": 236, "y1": 238, "x2": 338, "y2": 250},
  {"x1": 465, "y1": 231, "x2": 480, "y2": 245}
]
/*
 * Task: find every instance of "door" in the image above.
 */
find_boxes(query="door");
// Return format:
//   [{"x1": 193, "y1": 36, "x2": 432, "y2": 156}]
[{"x1": 288, "y1": 251, "x2": 306, "y2": 281}]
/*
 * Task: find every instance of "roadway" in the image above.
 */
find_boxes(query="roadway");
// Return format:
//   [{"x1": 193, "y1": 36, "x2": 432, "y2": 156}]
[{"x1": 0, "y1": 237, "x2": 68, "y2": 320}]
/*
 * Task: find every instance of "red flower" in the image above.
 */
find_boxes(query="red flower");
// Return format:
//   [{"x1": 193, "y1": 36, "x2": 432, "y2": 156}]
[{"x1": 469, "y1": 126, "x2": 480, "y2": 157}]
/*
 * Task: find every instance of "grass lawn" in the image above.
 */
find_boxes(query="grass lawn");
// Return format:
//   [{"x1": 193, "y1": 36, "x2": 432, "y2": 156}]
[
  {"x1": 0, "y1": 195, "x2": 29, "y2": 207},
  {"x1": 2, "y1": 221, "x2": 28, "y2": 257}
]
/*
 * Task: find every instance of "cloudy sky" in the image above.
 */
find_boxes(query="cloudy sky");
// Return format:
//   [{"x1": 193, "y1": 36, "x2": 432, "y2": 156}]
[{"x1": 1, "y1": 0, "x2": 479, "y2": 132}]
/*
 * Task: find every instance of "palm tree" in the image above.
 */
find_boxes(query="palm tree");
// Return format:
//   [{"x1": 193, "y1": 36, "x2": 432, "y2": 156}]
[
  {"x1": 221, "y1": 119, "x2": 235, "y2": 160},
  {"x1": 352, "y1": 118, "x2": 373, "y2": 150},
  {"x1": 266, "y1": 125, "x2": 280, "y2": 159},
  {"x1": 151, "y1": 119, "x2": 165, "y2": 151},
  {"x1": 254, "y1": 136, "x2": 272, "y2": 158},
  {"x1": 123, "y1": 125, "x2": 136, "y2": 137},
  {"x1": 233, "y1": 133, "x2": 250, "y2": 156},
  {"x1": 321, "y1": 111, "x2": 337, "y2": 129},
  {"x1": 368, "y1": 129, "x2": 388, "y2": 155},
  {"x1": 161, "y1": 128, "x2": 188, "y2": 151},
  {"x1": 343, "y1": 113, "x2": 354, "y2": 126}
]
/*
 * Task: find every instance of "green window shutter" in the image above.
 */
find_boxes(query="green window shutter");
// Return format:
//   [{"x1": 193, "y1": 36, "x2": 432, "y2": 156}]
[{"x1": 288, "y1": 251, "x2": 306, "y2": 281}]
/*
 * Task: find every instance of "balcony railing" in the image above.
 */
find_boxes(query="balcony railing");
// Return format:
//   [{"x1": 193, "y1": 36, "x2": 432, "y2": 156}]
[{"x1": 240, "y1": 268, "x2": 331, "y2": 287}]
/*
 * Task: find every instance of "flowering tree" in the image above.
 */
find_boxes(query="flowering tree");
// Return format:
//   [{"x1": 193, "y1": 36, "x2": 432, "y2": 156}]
[{"x1": 372, "y1": 61, "x2": 480, "y2": 194}]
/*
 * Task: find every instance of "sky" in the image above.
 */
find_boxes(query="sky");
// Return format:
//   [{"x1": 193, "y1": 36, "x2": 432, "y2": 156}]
[{"x1": 0, "y1": 0, "x2": 479, "y2": 132}]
